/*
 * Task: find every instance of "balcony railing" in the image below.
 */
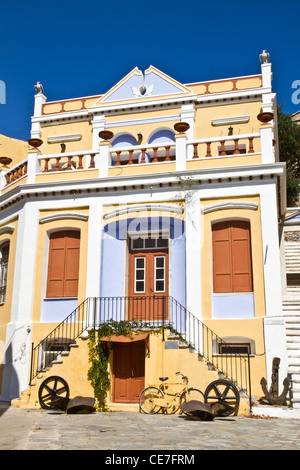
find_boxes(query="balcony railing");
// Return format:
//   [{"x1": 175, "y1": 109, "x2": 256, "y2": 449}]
[
  {"x1": 110, "y1": 143, "x2": 176, "y2": 166},
  {"x1": 29, "y1": 296, "x2": 251, "y2": 402},
  {"x1": 188, "y1": 133, "x2": 260, "y2": 159},
  {"x1": 1, "y1": 131, "x2": 265, "y2": 191},
  {"x1": 39, "y1": 150, "x2": 96, "y2": 172}
]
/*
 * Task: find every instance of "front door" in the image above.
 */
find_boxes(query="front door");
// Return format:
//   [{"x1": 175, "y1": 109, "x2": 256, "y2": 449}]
[
  {"x1": 128, "y1": 236, "x2": 169, "y2": 321},
  {"x1": 113, "y1": 341, "x2": 145, "y2": 403}
]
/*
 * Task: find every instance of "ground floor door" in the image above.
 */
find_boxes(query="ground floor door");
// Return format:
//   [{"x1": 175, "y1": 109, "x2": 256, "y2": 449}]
[{"x1": 113, "y1": 341, "x2": 145, "y2": 403}]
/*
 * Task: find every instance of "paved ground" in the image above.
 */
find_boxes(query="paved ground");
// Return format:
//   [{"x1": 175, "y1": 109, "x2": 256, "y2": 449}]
[{"x1": 0, "y1": 403, "x2": 300, "y2": 452}]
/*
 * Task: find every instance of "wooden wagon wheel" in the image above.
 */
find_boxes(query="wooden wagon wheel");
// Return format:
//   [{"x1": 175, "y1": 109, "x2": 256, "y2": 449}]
[
  {"x1": 204, "y1": 379, "x2": 240, "y2": 416},
  {"x1": 38, "y1": 376, "x2": 70, "y2": 410}
]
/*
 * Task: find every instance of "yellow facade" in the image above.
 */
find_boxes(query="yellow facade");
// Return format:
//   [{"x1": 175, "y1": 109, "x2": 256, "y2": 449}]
[{"x1": 0, "y1": 58, "x2": 289, "y2": 417}]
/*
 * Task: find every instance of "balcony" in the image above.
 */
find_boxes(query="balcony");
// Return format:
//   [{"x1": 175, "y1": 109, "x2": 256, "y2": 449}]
[{"x1": 0, "y1": 129, "x2": 268, "y2": 194}]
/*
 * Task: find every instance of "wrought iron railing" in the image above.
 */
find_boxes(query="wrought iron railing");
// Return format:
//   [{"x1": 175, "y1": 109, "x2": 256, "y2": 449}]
[{"x1": 29, "y1": 296, "x2": 251, "y2": 399}]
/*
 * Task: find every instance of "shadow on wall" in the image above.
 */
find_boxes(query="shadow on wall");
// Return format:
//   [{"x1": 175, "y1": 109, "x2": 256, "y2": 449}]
[{"x1": 0, "y1": 343, "x2": 19, "y2": 416}]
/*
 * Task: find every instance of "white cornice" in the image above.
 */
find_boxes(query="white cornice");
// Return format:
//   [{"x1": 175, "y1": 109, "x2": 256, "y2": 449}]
[
  {"x1": 104, "y1": 203, "x2": 184, "y2": 220},
  {"x1": 47, "y1": 134, "x2": 82, "y2": 143},
  {"x1": 202, "y1": 202, "x2": 258, "y2": 214},
  {"x1": 0, "y1": 225, "x2": 15, "y2": 235},
  {"x1": 212, "y1": 113, "x2": 250, "y2": 126},
  {"x1": 39, "y1": 213, "x2": 89, "y2": 224}
]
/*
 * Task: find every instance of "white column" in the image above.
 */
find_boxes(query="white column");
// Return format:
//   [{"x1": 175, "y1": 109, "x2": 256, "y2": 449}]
[
  {"x1": 31, "y1": 93, "x2": 47, "y2": 139},
  {"x1": 1, "y1": 203, "x2": 39, "y2": 399},
  {"x1": 180, "y1": 103, "x2": 195, "y2": 159},
  {"x1": 27, "y1": 150, "x2": 41, "y2": 184},
  {"x1": 84, "y1": 201, "x2": 103, "y2": 328},
  {"x1": 175, "y1": 133, "x2": 187, "y2": 171},
  {"x1": 260, "y1": 124, "x2": 274, "y2": 164},
  {"x1": 98, "y1": 141, "x2": 112, "y2": 178},
  {"x1": 260, "y1": 181, "x2": 288, "y2": 393},
  {"x1": 185, "y1": 193, "x2": 202, "y2": 352},
  {"x1": 92, "y1": 115, "x2": 106, "y2": 151},
  {"x1": 185, "y1": 193, "x2": 202, "y2": 316}
]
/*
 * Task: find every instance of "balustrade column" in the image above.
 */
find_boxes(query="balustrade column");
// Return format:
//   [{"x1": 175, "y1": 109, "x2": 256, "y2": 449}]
[
  {"x1": 128, "y1": 149, "x2": 134, "y2": 165},
  {"x1": 233, "y1": 139, "x2": 240, "y2": 155},
  {"x1": 193, "y1": 143, "x2": 198, "y2": 159},
  {"x1": 140, "y1": 149, "x2": 146, "y2": 164},
  {"x1": 115, "y1": 151, "x2": 121, "y2": 166},
  {"x1": 248, "y1": 137, "x2": 255, "y2": 153},
  {"x1": 152, "y1": 147, "x2": 158, "y2": 163},
  {"x1": 220, "y1": 140, "x2": 227, "y2": 156},
  {"x1": 165, "y1": 146, "x2": 171, "y2": 162},
  {"x1": 206, "y1": 142, "x2": 212, "y2": 158}
]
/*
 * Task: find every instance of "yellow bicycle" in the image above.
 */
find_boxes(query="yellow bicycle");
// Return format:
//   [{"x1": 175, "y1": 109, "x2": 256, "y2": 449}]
[{"x1": 139, "y1": 371, "x2": 204, "y2": 414}]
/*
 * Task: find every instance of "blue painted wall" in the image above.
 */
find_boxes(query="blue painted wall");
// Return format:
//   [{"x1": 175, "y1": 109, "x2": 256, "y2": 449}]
[{"x1": 100, "y1": 216, "x2": 186, "y2": 307}]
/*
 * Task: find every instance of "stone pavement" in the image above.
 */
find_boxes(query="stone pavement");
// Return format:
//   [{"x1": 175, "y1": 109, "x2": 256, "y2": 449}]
[{"x1": 0, "y1": 403, "x2": 300, "y2": 451}]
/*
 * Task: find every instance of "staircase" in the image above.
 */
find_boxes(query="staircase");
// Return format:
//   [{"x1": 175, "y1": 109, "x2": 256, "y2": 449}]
[
  {"x1": 28, "y1": 296, "x2": 251, "y2": 398},
  {"x1": 283, "y1": 240, "x2": 300, "y2": 409}
]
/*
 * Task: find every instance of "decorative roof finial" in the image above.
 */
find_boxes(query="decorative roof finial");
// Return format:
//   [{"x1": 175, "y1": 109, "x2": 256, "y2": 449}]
[
  {"x1": 259, "y1": 50, "x2": 270, "y2": 64},
  {"x1": 34, "y1": 81, "x2": 44, "y2": 95}
]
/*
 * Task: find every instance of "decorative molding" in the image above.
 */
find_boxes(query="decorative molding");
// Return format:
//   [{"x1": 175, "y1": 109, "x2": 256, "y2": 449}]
[
  {"x1": 103, "y1": 203, "x2": 184, "y2": 220},
  {"x1": 47, "y1": 134, "x2": 82, "y2": 143},
  {"x1": 202, "y1": 201, "x2": 258, "y2": 214},
  {"x1": 212, "y1": 113, "x2": 250, "y2": 126},
  {"x1": 39, "y1": 213, "x2": 89, "y2": 224},
  {"x1": 106, "y1": 114, "x2": 180, "y2": 128},
  {"x1": 0, "y1": 225, "x2": 15, "y2": 235}
]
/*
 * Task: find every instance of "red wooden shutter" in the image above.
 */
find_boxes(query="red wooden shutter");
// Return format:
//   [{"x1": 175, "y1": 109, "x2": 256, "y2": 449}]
[
  {"x1": 213, "y1": 221, "x2": 252, "y2": 293},
  {"x1": 46, "y1": 231, "x2": 80, "y2": 298}
]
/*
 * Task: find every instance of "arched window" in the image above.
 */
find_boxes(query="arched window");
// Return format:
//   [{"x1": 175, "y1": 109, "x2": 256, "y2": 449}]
[
  {"x1": 46, "y1": 231, "x2": 80, "y2": 298},
  {"x1": 0, "y1": 242, "x2": 9, "y2": 303},
  {"x1": 212, "y1": 220, "x2": 253, "y2": 293},
  {"x1": 148, "y1": 129, "x2": 175, "y2": 145},
  {"x1": 111, "y1": 133, "x2": 137, "y2": 147}
]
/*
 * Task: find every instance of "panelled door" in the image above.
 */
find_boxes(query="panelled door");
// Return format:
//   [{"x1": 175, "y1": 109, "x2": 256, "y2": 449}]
[
  {"x1": 128, "y1": 236, "x2": 169, "y2": 321},
  {"x1": 113, "y1": 341, "x2": 145, "y2": 403}
]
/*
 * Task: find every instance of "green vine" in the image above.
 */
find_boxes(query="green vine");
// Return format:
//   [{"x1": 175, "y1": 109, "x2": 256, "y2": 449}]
[
  {"x1": 87, "y1": 320, "x2": 149, "y2": 411},
  {"x1": 87, "y1": 319, "x2": 185, "y2": 411}
]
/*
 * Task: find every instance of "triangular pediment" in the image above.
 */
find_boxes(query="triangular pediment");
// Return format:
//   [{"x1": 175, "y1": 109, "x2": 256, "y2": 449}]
[{"x1": 94, "y1": 66, "x2": 192, "y2": 105}]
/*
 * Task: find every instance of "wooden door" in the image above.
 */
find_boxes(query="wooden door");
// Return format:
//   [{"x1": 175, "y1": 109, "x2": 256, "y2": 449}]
[
  {"x1": 128, "y1": 244, "x2": 168, "y2": 321},
  {"x1": 113, "y1": 341, "x2": 145, "y2": 403}
]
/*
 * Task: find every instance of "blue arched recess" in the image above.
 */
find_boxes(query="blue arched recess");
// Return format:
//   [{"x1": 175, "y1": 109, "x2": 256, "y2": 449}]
[
  {"x1": 100, "y1": 216, "x2": 186, "y2": 307},
  {"x1": 148, "y1": 129, "x2": 175, "y2": 144}
]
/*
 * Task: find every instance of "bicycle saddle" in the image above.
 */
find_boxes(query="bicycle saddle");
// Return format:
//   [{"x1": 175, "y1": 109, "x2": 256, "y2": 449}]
[{"x1": 159, "y1": 377, "x2": 169, "y2": 382}]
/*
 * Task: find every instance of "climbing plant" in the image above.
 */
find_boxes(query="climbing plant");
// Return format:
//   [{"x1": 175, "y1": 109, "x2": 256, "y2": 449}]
[{"x1": 87, "y1": 319, "x2": 148, "y2": 411}]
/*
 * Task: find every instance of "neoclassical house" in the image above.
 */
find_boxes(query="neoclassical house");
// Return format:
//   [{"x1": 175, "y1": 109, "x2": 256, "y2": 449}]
[{"x1": 0, "y1": 52, "x2": 291, "y2": 412}]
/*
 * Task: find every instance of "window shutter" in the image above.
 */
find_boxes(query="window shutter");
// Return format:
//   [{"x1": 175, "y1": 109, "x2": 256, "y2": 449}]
[
  {"x1": 213, "y1": 221, "x2": 252, "y2": 293},
  {"x1": 46, "y1": 231, "x2": 80, "y2": 298}
]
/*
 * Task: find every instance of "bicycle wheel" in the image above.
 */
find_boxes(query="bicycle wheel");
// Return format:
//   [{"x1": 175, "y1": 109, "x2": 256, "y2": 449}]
[
  {"x1": 139, "y1": 387, "x2": 164, "y2": 414},
  {"x1": 38, "y1": 376, "x2": 70, "y2": 410},
  {"x1": 179, "y1": 388, "x2": 205, "y2": 415},
  {"x1": 204, "y1": 379, "x2": 240, "y2": 416}
]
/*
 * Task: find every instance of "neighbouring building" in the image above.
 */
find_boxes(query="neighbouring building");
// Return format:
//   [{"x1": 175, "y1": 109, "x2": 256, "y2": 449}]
[{"x1": 0, "y1": 51, "x2": 292, "y2": 412}]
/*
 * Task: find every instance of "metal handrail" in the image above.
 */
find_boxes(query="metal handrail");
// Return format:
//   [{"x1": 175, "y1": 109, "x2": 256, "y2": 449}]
[{"x1": 29, "y1": 296, "x2": 251, "y2": 398}]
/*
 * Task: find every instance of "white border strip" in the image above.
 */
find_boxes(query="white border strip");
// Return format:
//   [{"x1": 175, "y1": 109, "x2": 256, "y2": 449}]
[
  {"x1": 39, "y1": 213, "x2": 89, "y2": 224},
  {"x1": 104, "y1": 203, "x2": 184, "y2": 220},
  {"x1": 202, "y1": 202, "x2": 258, "y2": 214}
]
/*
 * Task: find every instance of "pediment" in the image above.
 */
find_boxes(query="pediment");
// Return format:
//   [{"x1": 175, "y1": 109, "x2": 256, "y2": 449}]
[{"x1": 94, "y1": 66, "x2": 192, "y2": 105}]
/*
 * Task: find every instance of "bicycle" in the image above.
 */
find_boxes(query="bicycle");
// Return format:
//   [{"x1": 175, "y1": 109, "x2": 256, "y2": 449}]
[{"x1": 139, "y1": 371, "x2": 204, "y2": 415}]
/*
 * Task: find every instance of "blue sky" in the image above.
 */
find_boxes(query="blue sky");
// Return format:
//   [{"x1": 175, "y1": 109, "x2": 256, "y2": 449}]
[{"x1": 0, "y1": 0, "x2": 299, "y2": 141}]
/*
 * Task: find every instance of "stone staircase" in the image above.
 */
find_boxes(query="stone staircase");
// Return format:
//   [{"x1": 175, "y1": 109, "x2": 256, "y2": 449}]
[{"x1": 283, "y1": 240, "x2": 300, "y2": 409}]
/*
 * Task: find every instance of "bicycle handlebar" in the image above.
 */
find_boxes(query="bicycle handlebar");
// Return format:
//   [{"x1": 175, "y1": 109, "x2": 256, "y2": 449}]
[{"x1": 176, "y1": 371, "x2": 188, "y2": 380}]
